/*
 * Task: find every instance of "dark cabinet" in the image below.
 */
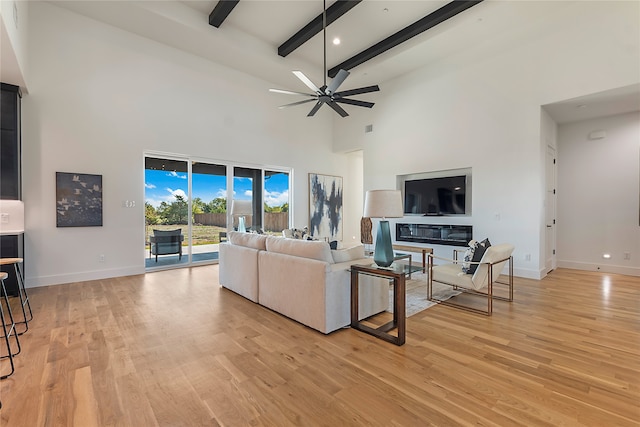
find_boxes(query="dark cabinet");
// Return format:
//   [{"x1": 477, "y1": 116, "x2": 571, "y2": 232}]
[
  {"x1": 0, "y1": 234, "x2": 23, "y2": 296},
  {"x1": 1, "y1": 83, "x2": 22, "y2": 200},
  {"x1": 1, "y1": 82, "x2": 23, "y2": 296}
]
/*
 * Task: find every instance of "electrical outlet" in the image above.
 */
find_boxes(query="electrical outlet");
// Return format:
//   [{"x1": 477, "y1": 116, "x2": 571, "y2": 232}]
[
  {"x1": 624, "y1": 252, "x2": 631, "y2": 260},
  {"x1": 524, "y1": 253, "x2": 531, "y2": 261},
  {"x1": 99, "y1": 254, "x2": 105, "y2": 262}
]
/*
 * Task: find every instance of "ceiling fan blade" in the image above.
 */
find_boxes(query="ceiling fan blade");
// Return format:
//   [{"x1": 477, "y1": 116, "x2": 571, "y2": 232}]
[
  {"x1": 334, "y1": 98, "x2": 375, "y2": 108},
  {"x1": 293, "y1": 71, "x2": 322, "y2": 94},
  {"x1": 326, "y1": 101, "x2": 349, "y2": 117},
  {"x1": 335, "y1": 85, "x2": 380, "y2": 98},
  {"x1": 278, "y1": 99, "x2": 318, "y2": 109},
  {"x1": 326, "y1": 69, "x2": 350, "y2": 95},
  {"x1": 307, "y1": 100, "x2": 325, "y2": 117},
  {"x1": 269, "y1": 88, "x2": 316, "y2": 97}
]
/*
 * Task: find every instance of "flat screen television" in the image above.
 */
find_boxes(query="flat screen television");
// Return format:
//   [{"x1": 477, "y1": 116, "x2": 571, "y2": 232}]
[{"x1": 404, "y1": 175, "x2": 467, "y2": 215}]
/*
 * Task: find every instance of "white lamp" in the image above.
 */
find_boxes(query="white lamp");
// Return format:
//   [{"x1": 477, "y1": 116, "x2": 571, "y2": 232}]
[
  {"x1": 231, "y1": 200, "x2": 252, "y2": 232},
  {"x1": 363, "y1": 190, "x2": 403, "y2": 267},
  {"x1": 0, "y1": 200, "x2": 25, "y2": 235}
]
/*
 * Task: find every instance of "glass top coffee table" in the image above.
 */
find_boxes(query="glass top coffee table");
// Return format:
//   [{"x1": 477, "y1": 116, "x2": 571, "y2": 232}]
[{"x1": 349, "y1": 262, "x2": 422, "y2": 346}]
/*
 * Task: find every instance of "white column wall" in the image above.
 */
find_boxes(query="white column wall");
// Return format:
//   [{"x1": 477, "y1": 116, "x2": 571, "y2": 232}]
[
  {"x1": 21, "y1": 3, "x2": 348, "y2": 286},
  {"x1": 333, "y1": 1, "x2": 640, "y2": 279}
]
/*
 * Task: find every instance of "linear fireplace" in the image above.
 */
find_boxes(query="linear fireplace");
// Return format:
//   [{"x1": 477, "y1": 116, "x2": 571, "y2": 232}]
[{"x1": 396, "y1": 223, "x2": 472, "y2": 247}]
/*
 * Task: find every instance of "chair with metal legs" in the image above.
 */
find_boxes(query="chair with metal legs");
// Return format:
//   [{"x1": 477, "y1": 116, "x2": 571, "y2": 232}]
[
  {"x1": 0, "y1": 258, "x2": 32, "y2": 335},
  {"x1": 0, "y1": 272, "x2": 21, "y2": 379}
]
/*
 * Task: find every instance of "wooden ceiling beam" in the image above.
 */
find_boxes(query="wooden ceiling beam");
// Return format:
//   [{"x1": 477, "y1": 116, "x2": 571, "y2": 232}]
[
  {"x1": 328, "y1": 0, "x2": 483, "y2": 77},
  {"x1": 278, "y1": 0, "x2": 362, "y2": 58},
  {"x1": 209, "y1": 0, "x2": 240, "y2": 28}
]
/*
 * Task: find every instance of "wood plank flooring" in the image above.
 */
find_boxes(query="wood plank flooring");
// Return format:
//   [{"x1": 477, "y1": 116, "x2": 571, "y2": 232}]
[{"x1": 0, "y1": 266, "x2": 638, "y2": 426}]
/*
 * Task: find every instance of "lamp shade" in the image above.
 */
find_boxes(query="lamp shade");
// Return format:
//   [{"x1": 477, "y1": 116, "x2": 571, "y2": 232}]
[
  {"x1": 0, "y1": 200, "x2": 25, "y2": 235},
  {"x1": 230, "y1": 200, "x2": 252, "y2": 216},
  {"x1": 363, "y1": 190, "x2": 403, "y2": 219}
]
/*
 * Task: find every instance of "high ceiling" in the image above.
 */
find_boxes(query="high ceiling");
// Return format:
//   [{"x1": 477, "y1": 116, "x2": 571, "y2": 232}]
[
  {"x1": 51, "y1": 0, "x2": 571, "y2": 89},
  {"x1": 17, "y1": 1, "x2": 640, "y2": 121}
]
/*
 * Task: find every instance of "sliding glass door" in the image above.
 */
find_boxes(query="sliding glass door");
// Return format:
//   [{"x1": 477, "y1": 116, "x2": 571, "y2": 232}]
[
  {"x1": 145, "y1": 154, "x2": 291, "y2": 270},
  {"x1": 145, "y1": 157, "x2": 190, "y2": 268},
  {"x1": 264, "y1": 170, "x2": 290, "y2": 235},
  {"x1": 233, "y1": 167, "x2": 262, "y2": 231},
  {"x1": 191, "y1": 161, "x2": 227, "y2": 263}
]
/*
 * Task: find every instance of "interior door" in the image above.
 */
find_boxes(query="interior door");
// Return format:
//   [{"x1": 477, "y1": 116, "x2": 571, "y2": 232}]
[{"x1": 545, "y1": 146, "x2": 557, "y2": 273}]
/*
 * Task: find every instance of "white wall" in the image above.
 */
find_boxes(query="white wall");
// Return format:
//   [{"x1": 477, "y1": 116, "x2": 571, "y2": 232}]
[
  {"x1": 0, "y1": 0, "x2": 29, "y2": 87},
  {"x1": 334, "y1": 1, "x2": 640, "y2": 279},
  {"x1": 556, "y1": 112, "x2": 640, "y2": 276},
  {"x1": 21, "y1": 2, "x2": 354, "y2": 287}
]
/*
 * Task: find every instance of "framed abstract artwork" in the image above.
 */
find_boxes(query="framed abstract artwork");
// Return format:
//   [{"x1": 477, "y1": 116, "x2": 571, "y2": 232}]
[
  {"x1": 309, "y1": 173, "x2": 343, "y2": 241},
  {"x1": 56, "y1": 172, "x2": 103, "y2": 227}
]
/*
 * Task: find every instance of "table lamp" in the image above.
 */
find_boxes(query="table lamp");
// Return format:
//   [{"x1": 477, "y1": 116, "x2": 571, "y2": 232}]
[
  {"x1": 363, "y1": 190, "x2": 403, "y2": 267},
  {"x1": 231, "y1": 200, "x2": 252, "y2": 232}
]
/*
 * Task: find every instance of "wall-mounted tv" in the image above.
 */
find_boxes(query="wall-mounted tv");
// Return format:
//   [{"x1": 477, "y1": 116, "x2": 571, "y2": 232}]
[{"x1": 404, "y1": 175, "x2": 467, "y2": 215}]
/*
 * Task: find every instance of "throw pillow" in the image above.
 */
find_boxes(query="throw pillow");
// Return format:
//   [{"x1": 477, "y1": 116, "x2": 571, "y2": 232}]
[
  {"x1": 467, "y1": 238, "x2": 491, "y2": 275},
  {"x1": 329, "y1": 240, "x2": 338, "y2": 250},
  {"x1": 461, "y1": 239, "x2": 477, "y2": 273}
]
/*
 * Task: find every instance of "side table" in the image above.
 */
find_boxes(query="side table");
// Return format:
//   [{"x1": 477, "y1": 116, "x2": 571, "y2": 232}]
[
  {"x1": 392, "y1": 245, "x2": 433, "y2": 273},
  {"x1": 350, "y1": 263, "x2": 419, "y2": 346}
]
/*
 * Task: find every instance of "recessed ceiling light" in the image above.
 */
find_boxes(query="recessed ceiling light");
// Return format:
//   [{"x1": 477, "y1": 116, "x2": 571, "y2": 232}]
[
  {"x1": 333, "y1": 37, "x2": 340, "y2": 45},
  {"x1": 577, "y1": 104, "x2": 588, "y2": 109}
]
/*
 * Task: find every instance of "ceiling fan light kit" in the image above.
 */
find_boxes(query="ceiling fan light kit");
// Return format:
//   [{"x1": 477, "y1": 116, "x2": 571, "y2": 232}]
[{"x1": 270, "y1": 0, "x2": 380, "y2": 118}]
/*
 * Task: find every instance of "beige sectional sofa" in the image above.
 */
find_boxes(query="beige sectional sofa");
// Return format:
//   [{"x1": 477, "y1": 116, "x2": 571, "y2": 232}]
[{"x1": 219, "y1": 231, "x2": 389, "y2": 334}]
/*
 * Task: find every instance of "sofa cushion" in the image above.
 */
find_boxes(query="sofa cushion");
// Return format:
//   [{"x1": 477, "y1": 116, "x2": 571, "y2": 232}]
[
  {"x1": 266, "y1": 235, "x2": 334, "y2": 264},
  {"x1": 228, "y1": 231, "x2": 268, "y2": 250},
  {"x1": 331, "y1": 245, "x2": 365, "y2": 263}
]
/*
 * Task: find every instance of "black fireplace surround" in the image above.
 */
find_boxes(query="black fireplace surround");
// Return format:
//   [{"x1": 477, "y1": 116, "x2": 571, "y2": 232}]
[{"x1": 396, "y1": 223, "x2": 473, "y2": 247}]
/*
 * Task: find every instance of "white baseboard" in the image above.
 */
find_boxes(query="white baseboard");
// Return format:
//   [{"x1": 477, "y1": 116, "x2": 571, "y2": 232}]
[
  {"x1": 557, "y1": 260, "x2": 640, "y2": 277},
  {"x1": 26, "y1": 265, "x2": 145, "y2": 288},
  {"x1": 512, "y1": 267, "x2": 544, "y2": 280}
]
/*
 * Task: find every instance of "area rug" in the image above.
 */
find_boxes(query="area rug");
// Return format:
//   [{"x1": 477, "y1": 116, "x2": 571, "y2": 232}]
[{"x1": 388, "y1": 272, "x2": 460, "y2": 317}]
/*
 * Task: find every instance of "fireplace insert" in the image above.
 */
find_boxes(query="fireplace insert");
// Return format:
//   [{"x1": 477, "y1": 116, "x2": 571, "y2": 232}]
[{"x1": 396, "y1": 223, "x2": 472, "y2": 247}]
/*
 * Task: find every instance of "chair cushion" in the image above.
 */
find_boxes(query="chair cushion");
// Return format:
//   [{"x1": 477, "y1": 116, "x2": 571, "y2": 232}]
[
  {"x1": 470, "y1": 243, "x2": 514, "y2": 289},
  {"x1": 153, "y1": 229, "x2": 182, "y2": 236},
  {"x1": 432, "y1": 263, "x2": 475, "y2": 289}
]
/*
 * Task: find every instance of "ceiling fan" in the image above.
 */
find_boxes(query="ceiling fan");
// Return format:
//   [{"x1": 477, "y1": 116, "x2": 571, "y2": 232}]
[{"x1": 269, "y1": 0, "x2": 380, "y2": 117}]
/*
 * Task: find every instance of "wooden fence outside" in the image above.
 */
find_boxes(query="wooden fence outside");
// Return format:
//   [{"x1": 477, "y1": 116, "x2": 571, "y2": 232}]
[{"x1": 194, "y1": 212, "x2": 289, "y2": 232}]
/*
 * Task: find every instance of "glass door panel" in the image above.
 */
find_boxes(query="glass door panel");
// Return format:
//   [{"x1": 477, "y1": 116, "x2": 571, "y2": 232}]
[
  {"x1": 264, "y1": 170, "x2": 290, "y2": 236},
  {"x1": 233, "y1": 167, "x2": 262, "y2": 231},
  {"x1": 145, "y1": 157, "x2": 189, "y2": 268},
  {"x1": 192, "y1": 161, "x2": 227, "y2": 263}
]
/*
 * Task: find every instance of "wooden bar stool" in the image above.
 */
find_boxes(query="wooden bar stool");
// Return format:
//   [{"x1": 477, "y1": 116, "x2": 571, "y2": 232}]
[
  {"x1": 0, "y1": 271, "x2": 21, "y2": 379},
  {"x1": 0, "y1": 258, "x2": 32, "y2": 335}
]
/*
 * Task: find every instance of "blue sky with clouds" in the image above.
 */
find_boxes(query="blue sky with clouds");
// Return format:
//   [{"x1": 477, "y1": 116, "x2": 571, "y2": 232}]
[{"x1": 145, "y1": 170, "x2": 289, "y2": 208}]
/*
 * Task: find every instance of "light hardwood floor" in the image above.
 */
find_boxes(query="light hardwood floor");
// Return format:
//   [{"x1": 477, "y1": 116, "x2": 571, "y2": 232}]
[{"x1": 1, "y1": 266, "x2": 638, "y2": 426}]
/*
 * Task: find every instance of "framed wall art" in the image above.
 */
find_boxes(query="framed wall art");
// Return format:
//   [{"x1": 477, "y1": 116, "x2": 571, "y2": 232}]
[
  {"x1": 309, "y1": 173, "x2": 343, "y2": 241},
  {"x1": 56, "y1": 172, "x2": 103, "y2": 227}
]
